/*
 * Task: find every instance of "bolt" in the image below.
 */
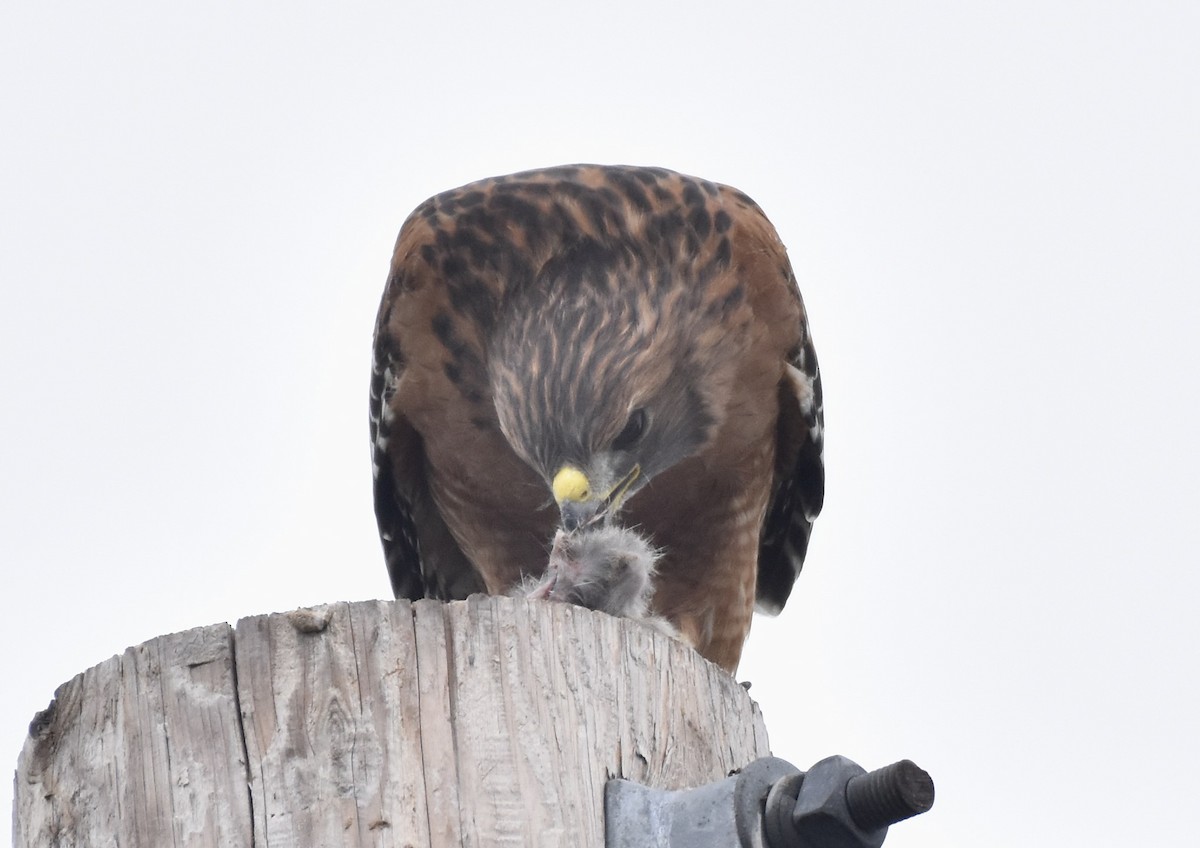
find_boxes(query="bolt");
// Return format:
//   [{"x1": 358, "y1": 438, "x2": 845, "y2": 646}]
[
  {"x1": 845, "y1": 759, "x2": 935, "y2": 831},
  {"x1": 762, "y1": 756, "x2": 936, "y2": 848}
]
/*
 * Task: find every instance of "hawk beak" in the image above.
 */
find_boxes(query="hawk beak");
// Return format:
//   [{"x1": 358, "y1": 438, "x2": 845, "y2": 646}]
[
  {"x1": 552, "y1": 464, "x2": 641, "y2": 532},
  {"x1": 554, "y1": 465, "x2": 599, "y2": 531}
]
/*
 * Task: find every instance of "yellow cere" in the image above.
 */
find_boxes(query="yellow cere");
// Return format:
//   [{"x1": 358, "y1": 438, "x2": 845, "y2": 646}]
[{"x1": 552, "y1": 466, "x2": 591, "y2": 503}]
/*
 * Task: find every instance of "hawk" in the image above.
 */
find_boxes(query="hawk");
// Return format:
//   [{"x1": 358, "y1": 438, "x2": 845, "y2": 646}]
[{"x1": 370, "y1": 165, "x2": 824, "y2": 672}]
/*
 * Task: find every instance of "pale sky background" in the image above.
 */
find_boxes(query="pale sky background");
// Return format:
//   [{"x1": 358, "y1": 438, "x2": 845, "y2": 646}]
[{"x1": 3, "y1": 3, "x2": 1198, "y2": 846}]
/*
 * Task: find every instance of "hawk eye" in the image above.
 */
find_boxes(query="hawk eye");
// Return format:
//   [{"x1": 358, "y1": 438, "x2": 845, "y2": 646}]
[{"x1": 612, "y1": 408, "x2": 647, "y2": 451}]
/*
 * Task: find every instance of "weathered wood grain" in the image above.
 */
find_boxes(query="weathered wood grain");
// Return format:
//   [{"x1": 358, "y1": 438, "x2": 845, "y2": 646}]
[
  {"x1": 14, "y1": 622, "x2": 251, "y2": 848},
  {"x1": 14, "y1": 597, "x2": 770, "y2": 848}
]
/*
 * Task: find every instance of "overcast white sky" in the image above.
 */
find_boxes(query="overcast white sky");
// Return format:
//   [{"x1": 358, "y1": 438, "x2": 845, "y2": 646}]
[{"x1": 3, "y1": 3, "x2": 1198, "y2": 845}]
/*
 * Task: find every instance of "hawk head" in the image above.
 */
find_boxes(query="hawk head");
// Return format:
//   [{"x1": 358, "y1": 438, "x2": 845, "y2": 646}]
[{"x1": 487, "y1": 237, "x2": 748, "y2": 531}]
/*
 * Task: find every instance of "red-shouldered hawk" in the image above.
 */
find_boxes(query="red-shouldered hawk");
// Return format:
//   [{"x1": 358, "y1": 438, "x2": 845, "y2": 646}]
[{"x1": 370, "y1": 165, "x2": 824, "y2": 672}]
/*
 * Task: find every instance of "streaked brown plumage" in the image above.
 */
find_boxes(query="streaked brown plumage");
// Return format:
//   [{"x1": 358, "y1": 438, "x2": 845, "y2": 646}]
[{"x1": 370, "y1": 164, "x2": 823, "y2": 672}]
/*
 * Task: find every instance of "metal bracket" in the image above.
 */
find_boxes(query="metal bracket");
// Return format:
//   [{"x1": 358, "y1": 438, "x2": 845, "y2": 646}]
[{"x1": 605, "y1": 755, "x2": 934, "y2": 848}]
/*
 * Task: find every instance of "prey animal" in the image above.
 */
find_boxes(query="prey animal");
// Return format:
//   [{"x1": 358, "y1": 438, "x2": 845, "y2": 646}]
[{"x1": 514, "y1": 525, "x2": 680, "y2": 640}]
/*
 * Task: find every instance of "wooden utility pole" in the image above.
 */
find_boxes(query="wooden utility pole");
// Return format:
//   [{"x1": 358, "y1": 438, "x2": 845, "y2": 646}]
[{"x1": 14, "y1": 596, "x2": 770, "y2": 847}]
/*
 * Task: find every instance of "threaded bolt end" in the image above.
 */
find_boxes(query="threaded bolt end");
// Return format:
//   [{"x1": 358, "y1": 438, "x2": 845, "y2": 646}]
[{"x1": 844, "y1": 759, "x2": 935, "y2": 831}]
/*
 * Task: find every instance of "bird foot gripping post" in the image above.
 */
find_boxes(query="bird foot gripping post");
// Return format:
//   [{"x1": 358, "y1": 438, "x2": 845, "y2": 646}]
[{"x1": 605, "y1": 755, "x2": 934, "y2": 848}]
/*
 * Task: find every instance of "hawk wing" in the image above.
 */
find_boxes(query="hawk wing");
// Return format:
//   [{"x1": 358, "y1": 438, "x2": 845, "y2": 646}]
[
  {"x1": 369, "y1": 274, "x2": 485, "y2": 600},
  {"x1": 756, "y1": 278, "x2": 825, "y2": 614}
]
